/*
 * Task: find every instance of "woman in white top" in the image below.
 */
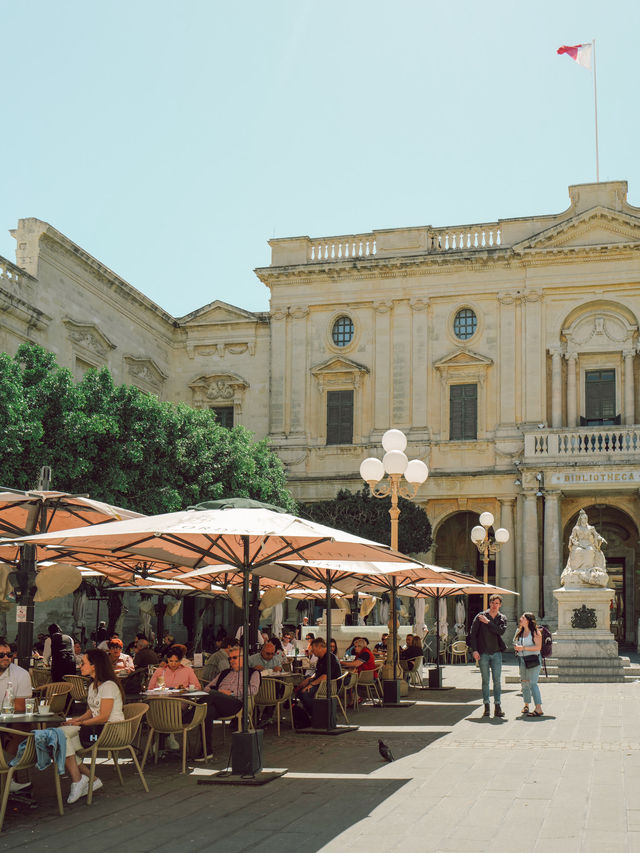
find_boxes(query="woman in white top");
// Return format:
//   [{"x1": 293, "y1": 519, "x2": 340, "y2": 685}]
[
  {"x1": 513, "y1": 612, "x2": 544, "y2": 717},
  {"x1": 63, "y1": 649, "x2": 125, "y2": 803}
]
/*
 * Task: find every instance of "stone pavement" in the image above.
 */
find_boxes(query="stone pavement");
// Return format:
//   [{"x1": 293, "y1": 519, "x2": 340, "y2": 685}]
[{"x1": 2, "y1": 654, "x2": 640, "y2": 853}]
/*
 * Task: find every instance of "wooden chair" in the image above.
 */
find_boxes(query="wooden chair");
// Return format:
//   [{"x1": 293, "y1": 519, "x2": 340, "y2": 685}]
[
  {"x1": 29, "y1": 668, "x2": 51, "y2": 689},
  {"x1": 0, "y1": 725, "x2": 64, "y2": 831},
  {"x1": 253, "y1": 678, "x2": 295, "y2": 736},
  {"x1": 449, "y1": 640, "x2": 469, "y2": 664},
  {"x1": 77, "y1": 703, "x2": 149, "y2": 804},
  {"x1": 33, "y1": 682, "x2": 73, "y2": 715},
  {"x1": 141, "y1": 698, "x2": 207, "y2": 774},
  {"x1": 316, "y1": 674, "x2": 349, "y2": 724}
]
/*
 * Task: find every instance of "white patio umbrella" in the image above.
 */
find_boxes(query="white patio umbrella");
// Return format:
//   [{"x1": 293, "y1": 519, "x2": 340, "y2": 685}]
[
  {"x1": 413, "y1": 598, "x2": 426, "y2": 635},
  {"x1": 12, "y1": 498, "x2": 418, "y2": 766}
]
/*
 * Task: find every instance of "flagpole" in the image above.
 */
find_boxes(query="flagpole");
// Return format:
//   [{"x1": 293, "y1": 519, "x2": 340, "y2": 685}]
[{"x1": 592, "y1": 39, "x2": 600, "y2": 183}]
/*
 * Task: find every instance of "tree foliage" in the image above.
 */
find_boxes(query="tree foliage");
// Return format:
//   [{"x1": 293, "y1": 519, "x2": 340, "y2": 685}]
[
  {"x1": 300, "y1": 485, "x2": 432, "y2": 555},
  {"x1": 0, "y1": 343, "x2": 296, "y2": 514}
]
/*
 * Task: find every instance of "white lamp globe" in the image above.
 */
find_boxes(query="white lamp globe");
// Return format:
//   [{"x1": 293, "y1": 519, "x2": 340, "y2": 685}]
[
  {"x1": 404, "y1": 459, "x2": 429, "y2": 485},
  {"x1": 479, "y1": 511, "x2": 494, "y2": 528},
  {"x1": 382, "y1": 450, "x2": 408, "y2": 475},
  {"x1": 495, "y1": 528, "x2": 510, "y2": 544},
  {"x1": 381, "y1": 429, "x2": 407, "y2": 453},
  {"x1": 359, "y1": 457, "x2": 384, "y2": 483},
  {"x1": 470, "y1": 525, "x2": 486, "y2": 544}
]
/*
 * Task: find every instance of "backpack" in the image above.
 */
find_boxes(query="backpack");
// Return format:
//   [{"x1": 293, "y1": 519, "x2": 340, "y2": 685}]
[{"x1": 540, "y1": 625, "x2": 552, "y2": 658}]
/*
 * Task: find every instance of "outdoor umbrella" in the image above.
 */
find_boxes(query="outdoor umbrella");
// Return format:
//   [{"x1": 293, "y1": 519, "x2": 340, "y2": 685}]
[
  {"x1": 0, "y1": 486, "x2": 143, "y2": 667},
  {"x1": 12, "y1": 497, "x2": 418, "y2": 777}
]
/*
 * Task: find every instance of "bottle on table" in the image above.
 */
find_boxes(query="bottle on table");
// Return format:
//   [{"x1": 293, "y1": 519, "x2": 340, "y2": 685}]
[{"x1": 2, "y1": 681, "x2": 14, "y2": 716}]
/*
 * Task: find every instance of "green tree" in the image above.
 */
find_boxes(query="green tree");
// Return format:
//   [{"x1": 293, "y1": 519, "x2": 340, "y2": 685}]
[
  {"x1": 300, "y1": 485, "x2": 432, "y2": 555},
  {"x1": 0, "y1": 343, "x2": 296, "y2": 514}
]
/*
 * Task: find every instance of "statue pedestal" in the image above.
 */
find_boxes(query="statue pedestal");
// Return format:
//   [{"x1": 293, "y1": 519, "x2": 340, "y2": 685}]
[{"x1": 552, "y1": 585, "x2": 623, "y2": 681}]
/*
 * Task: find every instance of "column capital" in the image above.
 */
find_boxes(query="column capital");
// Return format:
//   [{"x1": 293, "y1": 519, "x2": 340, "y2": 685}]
[{"x1": 565, "y1": 351, "x2": 578, "y2": 363}]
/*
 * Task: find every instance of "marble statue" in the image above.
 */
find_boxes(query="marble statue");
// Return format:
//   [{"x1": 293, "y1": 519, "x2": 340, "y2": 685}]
[{"x1": 560, "y1": 509, "x2": 609, "y2": 587}]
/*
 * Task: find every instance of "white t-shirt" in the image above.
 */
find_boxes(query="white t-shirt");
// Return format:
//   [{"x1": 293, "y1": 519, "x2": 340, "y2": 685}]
[
  {"x1": 0, "y1": 663, "x2": 32, "y2": 703},
  {"x1": 87, "y1": 680, "x2": 125, "y2": 722}
]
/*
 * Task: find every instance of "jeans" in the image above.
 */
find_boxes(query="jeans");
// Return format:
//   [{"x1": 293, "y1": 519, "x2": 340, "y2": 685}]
[
  {"x1": 478, "y1": 652, "x2": 502, "y2": 704},
  {"x1": 299, "y1": 684, "x2": 319, "y2": 716},
  {"x1": 518, "y1": 656, "x2": 542, "y2": 706}
]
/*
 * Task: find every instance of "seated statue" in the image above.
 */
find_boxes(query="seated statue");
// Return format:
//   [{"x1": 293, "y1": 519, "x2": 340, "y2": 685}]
[{"x1": 560, "y1": 509, "x2": 609, "y2": 587}]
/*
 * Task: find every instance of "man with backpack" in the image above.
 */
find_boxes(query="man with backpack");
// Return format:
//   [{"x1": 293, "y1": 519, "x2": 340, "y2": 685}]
[{"x1": 469, "y1": 594, "x2": 508, "y2": 719}]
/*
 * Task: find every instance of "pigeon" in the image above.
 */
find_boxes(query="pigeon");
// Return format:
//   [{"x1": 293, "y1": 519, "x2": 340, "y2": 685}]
[{"x1": 378, "y1": 739, "x2": 395, "y2": 762}]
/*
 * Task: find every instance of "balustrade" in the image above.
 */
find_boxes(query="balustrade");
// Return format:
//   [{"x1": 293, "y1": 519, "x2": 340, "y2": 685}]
[
  {"x1": 428, "y1": 224, "x2": 501, "y2": 252},
  {"x1": 308, "y1": 234, "x2": 376, "y2": 262},
  {"x1": 525, "y1": 426, "x2": 640, "y2": 460}
]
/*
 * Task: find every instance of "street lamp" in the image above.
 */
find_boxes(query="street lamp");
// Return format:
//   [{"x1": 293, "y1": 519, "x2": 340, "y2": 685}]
[
  {"x1": 470, "y1": 511, "x2": 510, "y2": 609},
  {"x1": 360, "y1": 429, "x2": 429, "y2": 705}
]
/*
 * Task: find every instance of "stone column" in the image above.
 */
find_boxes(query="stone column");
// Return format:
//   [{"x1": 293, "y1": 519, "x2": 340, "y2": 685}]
[
  {"x1": 624, "y1": 350, "x2": 635, "y2": 426},
  {"x1": 410, "y1": 299, "x2": 428, "y2": 435},
  {"x1": 373, "y1": 301, "x2": 392, "y2": 431},
  {"x1": 289, "y1": 306, "x2": 309, "y2": 436},
  {"x1": 542, "y1": 491, "x2": 562, "y2": 629},
  {"x1": 550, "y1": 347, "x2": 563, "y2": 428},
  {"x1": 521, "y1": 491, "x2": 540, "y2": 616},
  {"x1": 498, "y1": 498, "x2": 516, "y2": 625},
  {"x1": 269, "y1": 309, "x2": 288, "y2": 437},
  {"x1": 392, "y1": 300, "x2": 411, "y2": 426},
  {"x1": 566, "y1": 352, "x2": 578, "y2": 428}
]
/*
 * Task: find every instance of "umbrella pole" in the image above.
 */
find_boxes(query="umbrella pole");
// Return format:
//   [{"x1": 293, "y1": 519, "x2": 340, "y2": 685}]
[
  {"x1": 14, "y1": 545, "x2": 37, "y2": 670},
  {"x1": 381, "y1": 579, "x2": 413, "y2": 706},
  {"x1": 241, "y1": 553, "x2": 250, "y2": 735}
]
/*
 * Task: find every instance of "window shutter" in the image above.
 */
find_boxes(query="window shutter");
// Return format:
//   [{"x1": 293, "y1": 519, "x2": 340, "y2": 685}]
[
  {"x1": 449, "y1": 384, "x2": 477, "y2": 441},
  {"x1": 327, "y1": 390, "x2": 354, "y2": 445},
  {"x1": 585, "y1": 370, "x2": 616, "y2": 423}
]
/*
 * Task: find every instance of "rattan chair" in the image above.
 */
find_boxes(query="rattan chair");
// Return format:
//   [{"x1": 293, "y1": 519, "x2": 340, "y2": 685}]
[
  {"x1": 63, "y1": 674, "x2": 90, "y2": 704},
  {"x1": 253, "y1": 678, "x2": 294, "y2": 736},
  {"x1": 77, "y1": 702, "x2": 149, "y2": 804},
  {"x1": 217, "y1": 695, "x2": 255, "y2": 742},
  {"x1": 340, "y1": 670, "x2": 359, "y2": 711},
  {"x1": 316, "y1": 674, "x2": 349, "y2": 723},
  {"x1": 141, "y1": 698, "x2": 207, "y2": 774},
  {"x1": 449, "y1": 640, "x2": 469, "y2": 664},
  {"x1": 191, "y1": 667, "x2": 206, "y2": 685},
  {"x1": 0, "y1": 725, "x2": 64, "y2": 830},
  {"x1": 29, "y1": 668, "x2": 52, "y2": 689},
  {"x1": 357, "y1": 670, "x2": 381, "y2": 705},
  {"x1": 33, "y1": 682, "x2": 73, "y2": 715}
]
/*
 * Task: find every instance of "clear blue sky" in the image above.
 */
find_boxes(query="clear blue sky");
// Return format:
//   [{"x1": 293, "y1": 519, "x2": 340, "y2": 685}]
[{"x1": 2, "y1": 0, "x2": 637, "y2": 317}]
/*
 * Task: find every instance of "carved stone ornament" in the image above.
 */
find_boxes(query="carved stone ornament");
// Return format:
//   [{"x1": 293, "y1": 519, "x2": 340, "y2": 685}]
[
  {"x1": 571, "y1": 605, "x2": 597, "y2": 629},
  {"x1": 64, "y1": 319, "x2": 116, "y2": 359},
  {"x1": 206, "y1": 380, "x2": 234, "y2": 401},
  {"x1": 560, "y1": 509, "x2": 609, "y2": 588},
  {"x1": 189, "y1": 372, "x2": 249, "y2": 410}
]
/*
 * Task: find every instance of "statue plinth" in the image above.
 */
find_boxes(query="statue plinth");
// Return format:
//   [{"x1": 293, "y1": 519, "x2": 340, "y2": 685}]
[{"x1": 553, "y1": 584, "x2": 617, "y2": 660}]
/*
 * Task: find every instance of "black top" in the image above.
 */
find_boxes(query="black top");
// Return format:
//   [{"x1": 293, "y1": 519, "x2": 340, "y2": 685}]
[
  {"x1": 314, "y1": 652, "x2": 342, "y2": 681},
  {"x1": 469, "y1": 609, "x2": 507, "y2": 655},
  {"x1": 400, "y1": 646, "x2": 423, "y2": 660},
  {"x1": 133, "y1": 648, "x2": 159, "y2": 667},
  {"x1": 51, "y1": 632, "x2": 75, "y2": 662}
]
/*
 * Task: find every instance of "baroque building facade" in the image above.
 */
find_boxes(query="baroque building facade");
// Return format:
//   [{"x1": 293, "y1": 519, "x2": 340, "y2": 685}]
[{"x1": 2, "y1": 180, "x2": 640, "y2": 636}]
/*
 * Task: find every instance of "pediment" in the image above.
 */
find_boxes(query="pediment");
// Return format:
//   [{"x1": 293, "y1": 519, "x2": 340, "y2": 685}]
[
  {"x1": 179, "y1": 300, "x2": 259, "y2": 326},
  {"x1": 63, "y1": 318, "x2": 116, "y2": 357},
  {"x1": 513, "y1": 206, "x2": 640, "y2": 253},
  {"x1": 434, "y1": 349, "x2": 493, "y2": 370},
  {"x1": 311, "y1": 356, "x2": 370, "y2": 376},
  {"x1": 189, "y1": 371, "x2": 249, "y2": 391},
  {"x1": 123, "y1": 356, "x2": 168, "y2": 388}
]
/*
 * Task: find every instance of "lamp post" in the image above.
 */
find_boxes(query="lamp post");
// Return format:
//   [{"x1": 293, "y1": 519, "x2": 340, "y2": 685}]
[
  {"x1": 470, "y1": 512, "x2": 510, "y2": 609},
  {"x1": 360, "y1": 429, "x2": 429, "y2": 705}
]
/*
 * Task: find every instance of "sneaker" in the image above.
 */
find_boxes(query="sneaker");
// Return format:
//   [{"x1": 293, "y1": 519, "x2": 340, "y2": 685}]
[
  {"x1": 91, "y1": 777, "x2": 103, "y2": 793},
  {"x1": 9, "y1": 779, "x2": 32, "y2": 793},
  {"x1": 166, "y1": 734, "x2": 180, "y2": 750},
  {"x1": 67, "y1": 776, "x2": 89, "y2": 804}
]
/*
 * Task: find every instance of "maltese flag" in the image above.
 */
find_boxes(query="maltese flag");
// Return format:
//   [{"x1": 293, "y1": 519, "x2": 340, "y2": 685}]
[{"x1": 557, "y1": 43, "x2": 592, "y2": 69}]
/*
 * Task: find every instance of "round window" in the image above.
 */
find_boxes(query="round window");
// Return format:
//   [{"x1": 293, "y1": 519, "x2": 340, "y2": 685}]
[
  {"x1": 331, "y1": 315, "x2": 354, "y2": 347},
  {"x1": 453, "y1": 308, "x2": 477, "y2": 340}
]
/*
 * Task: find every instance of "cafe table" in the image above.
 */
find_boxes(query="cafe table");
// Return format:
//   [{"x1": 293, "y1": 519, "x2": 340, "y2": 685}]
[{"x1": 0, "y1": 712, "x2": 66, "y2": 727}]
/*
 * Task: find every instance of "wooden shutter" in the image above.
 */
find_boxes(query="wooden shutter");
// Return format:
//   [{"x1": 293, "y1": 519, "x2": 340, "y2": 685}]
[
  {"x1": 449, "y1": 384, "x2": 477, "y2": 440},
  {"x1": 585, "y1": 370, "x2": 616, "y2": 423},
  {"x1": 326, "y1": 390, "x2": 354, "y2": 445}
]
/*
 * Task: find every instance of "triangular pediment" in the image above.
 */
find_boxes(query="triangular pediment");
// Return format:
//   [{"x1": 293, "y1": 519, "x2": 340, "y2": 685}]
[
  {"x1": 63, "y1": 318, "x2": 116, "y2": 356},
  {"x1": 513, "y1": 206, "x2": 640, "y2": 253},
  {"x1": 311, "y1": 356, "x2": 370, "y2": 376},
  {"x1": 123, "y1": 356, "x2": 169, "y2": 386},
  {"x1": 434, "y1": 349, "x2": 493, "y2": 370},
  {"x1": 179, "y1": 300, "x2": 259, "y2": 326}
]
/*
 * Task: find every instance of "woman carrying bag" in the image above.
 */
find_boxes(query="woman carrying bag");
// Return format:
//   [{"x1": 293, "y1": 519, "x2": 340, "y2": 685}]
[{"x1": 513, "y1": 612, "x2": 544, "y2": 717}]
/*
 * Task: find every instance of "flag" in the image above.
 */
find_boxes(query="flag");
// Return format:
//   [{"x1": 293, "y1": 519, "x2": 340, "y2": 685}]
[{"x1": 557, "y1": 43, "x2": 592, "y2": 69}]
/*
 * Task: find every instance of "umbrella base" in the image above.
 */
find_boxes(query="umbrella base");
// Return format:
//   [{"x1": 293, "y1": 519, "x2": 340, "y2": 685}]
[
  {"x1": 297, "y1": 726, "x2": 359, "y2": 736},
  {"x1": 382, "y1": 679, "x2": 415, "y2": 707},
  {"x1": 197, "y1": 770, "x2": 286, "y2": 786},
  {"x1": 230, "y1": 730, "x2": 263, "y2": 776}
]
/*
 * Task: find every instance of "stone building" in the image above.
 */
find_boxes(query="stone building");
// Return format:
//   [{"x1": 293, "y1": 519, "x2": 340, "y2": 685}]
[{"x1": 2, "y1": 180, "x2": 639, "y2": 637}]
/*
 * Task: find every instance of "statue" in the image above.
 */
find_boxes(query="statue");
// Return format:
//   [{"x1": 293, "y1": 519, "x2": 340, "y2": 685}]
[{"x1": 560, "y1": 509, "x2": 609, "y2": 588}]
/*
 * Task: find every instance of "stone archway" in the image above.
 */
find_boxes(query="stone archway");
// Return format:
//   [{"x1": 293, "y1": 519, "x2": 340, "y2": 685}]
[
  {"x1": 434, "y1": 511, "x2": 491, "y2": 626},
  {"x1": 563, "y1": 505, "x2": 638, "y2": 645}
]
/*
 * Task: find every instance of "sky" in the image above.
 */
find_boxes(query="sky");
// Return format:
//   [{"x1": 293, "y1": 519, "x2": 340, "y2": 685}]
[{"x1": 1, "y1": 0, "x2": 638, "y2": 318}]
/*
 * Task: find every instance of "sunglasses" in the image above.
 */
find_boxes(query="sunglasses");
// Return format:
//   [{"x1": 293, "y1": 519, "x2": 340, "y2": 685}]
[{"x1": 0, "y1": 653, "x2": 12, "y2": 659}]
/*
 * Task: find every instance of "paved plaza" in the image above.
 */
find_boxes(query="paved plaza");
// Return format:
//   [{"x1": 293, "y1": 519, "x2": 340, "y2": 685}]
[{"x1": 2, "y1": 655, "x2": 640, "y2": 853}]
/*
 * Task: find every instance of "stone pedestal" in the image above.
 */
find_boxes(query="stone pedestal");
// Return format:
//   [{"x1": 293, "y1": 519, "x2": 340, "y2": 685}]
[{"x1": 552, "y1": 585, "x2": 623, "y2": 681}]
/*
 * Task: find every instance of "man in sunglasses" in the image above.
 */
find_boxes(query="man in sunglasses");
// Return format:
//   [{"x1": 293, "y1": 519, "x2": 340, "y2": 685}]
[
  {"x1": 200, "y1": 649, "x2": 261, "y2": 754},
  {"x1": 0, "y1": 639, "x2": 33, "y2": 792}
]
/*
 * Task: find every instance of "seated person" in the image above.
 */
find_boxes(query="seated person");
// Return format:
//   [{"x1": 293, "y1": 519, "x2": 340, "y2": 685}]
[
  {"x1": 281, "y1": 632, "x2": 295, "y2": 656},
  {"x1": 374, "y1": 634, "x2": 388, "y2": 653},
  {"x1": 106, "y1": 638, "x2": 135, "y2": 674},
  {"x1": 344, "y1": 637, "x2": 361, "y2": 657},
  {"x1": 400, "y1": 634, "x2": 423, "y2": 660},
  {"x1": 0, "y1": 639, "x2": 32, "y2": 791},
  {"x1": 270, "y1": 636, "x2": 285, "y2": 654},
  {"x1": 297, "y1": 638, "x2": 342, "y2": 716},
  {"x1": 147, "y1": 645, "x2": 200, "y2": 690},
  {"x1": 304, "y1": 633, "x2": 318, "y2": 675},
  {"x1": 132, "y1": 635, "x2": 159, "y2": 668},
  {"x1": 248, "y1": 641, "x2": 284, "y2": 673},
  {"x1": 201, "y1": 650, "x2": 260, "y2": 751},
  {"x1": 201, "y1": 637, "x2": 239, "y2": 684},
  {"x1": 73, "y1": 641, "x2": 84, "y2": 669},
  {"x1": 342, "y1": 637, "x2": 377, "y2": 676}
]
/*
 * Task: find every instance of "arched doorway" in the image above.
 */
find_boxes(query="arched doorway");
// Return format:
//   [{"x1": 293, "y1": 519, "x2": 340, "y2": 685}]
[
  {"x1": 434, "y1": 511, "x2": 493, "y2": 626},
  {"x1": 563, "y1": 505, "x2": 638, "y2": 646}
]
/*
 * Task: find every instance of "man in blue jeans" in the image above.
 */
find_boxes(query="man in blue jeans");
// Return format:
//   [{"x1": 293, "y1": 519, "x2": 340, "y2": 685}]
[{"x1": 469, "y1": 594, "x2": 508, "y2": 718}]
